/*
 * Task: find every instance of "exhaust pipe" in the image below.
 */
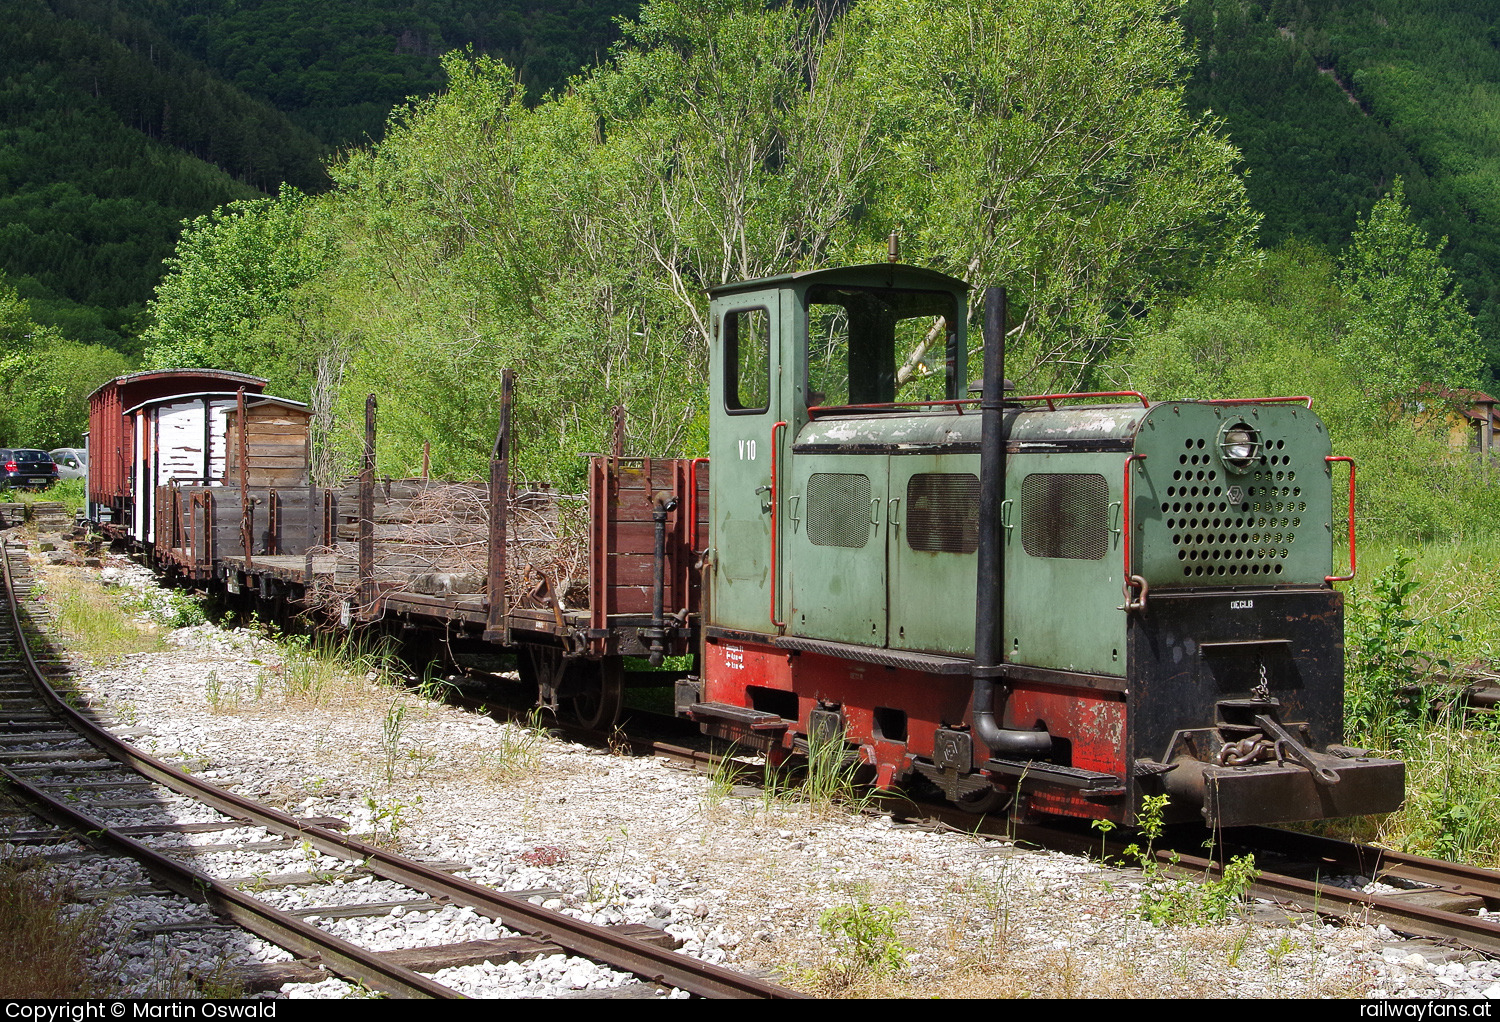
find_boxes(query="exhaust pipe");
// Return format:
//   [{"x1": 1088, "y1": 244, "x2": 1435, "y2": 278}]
[{"x1": 972, "y1": 287, "x2": 1051, "y2": 759}]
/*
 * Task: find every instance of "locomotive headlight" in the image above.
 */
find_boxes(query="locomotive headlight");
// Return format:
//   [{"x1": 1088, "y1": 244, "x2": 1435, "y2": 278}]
[{"x1": 1218, "y1": 420, "x2": 1262, "y2": 473}]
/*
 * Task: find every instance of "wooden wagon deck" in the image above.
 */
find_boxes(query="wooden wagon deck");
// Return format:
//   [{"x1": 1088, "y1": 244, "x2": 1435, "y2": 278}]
[
  {"x1": 157, "y1": 460, "x2": 706, "y2": 658},
  {"x1": 218, "y1": 555, "x2": 336, "y2": 583}
]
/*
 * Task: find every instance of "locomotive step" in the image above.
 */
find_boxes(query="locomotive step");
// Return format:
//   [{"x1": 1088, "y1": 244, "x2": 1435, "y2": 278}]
[
  {"x1": 686, "y1": 702, "x2": 789, "y2": 732},
  {"x1": 985, "y1": 757, "x2": 1126, "y2": 795},
  {"x1": 774, "y1": 635, "x2": 972, "y2": 675}
]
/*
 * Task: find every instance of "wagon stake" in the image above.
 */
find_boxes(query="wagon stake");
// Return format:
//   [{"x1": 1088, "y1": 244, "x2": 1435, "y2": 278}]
[{"x1": 641, "y1": 490, "x2": 679, "y2": 668}]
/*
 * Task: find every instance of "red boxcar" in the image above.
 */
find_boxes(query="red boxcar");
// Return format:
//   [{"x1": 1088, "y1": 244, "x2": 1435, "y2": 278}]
[{"x1": 87, "y1": 370, "x2": 269, "y2": 539}]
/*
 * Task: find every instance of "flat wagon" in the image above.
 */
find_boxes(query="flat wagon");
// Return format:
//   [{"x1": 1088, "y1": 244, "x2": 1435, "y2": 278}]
[{"x1": 90, "y1": 372, "x2": 709, "y2": 728}]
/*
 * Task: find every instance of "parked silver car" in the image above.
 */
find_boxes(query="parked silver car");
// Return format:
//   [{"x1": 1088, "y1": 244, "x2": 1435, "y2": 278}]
[{"x1": 50, "y1": 448, "x2": 87, "y2": 481}]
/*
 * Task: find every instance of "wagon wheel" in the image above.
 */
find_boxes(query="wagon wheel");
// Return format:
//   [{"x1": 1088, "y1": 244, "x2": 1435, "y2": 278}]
[
  {"x1": 566, "y1": 656, "x2": 625, "y2": 731},
  {"x1": 517, "y1": 646, "x2": 625, "y2": 730}
]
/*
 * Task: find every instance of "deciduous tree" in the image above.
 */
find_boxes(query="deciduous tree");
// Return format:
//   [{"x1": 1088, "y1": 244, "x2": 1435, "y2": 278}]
[{"x1": 1338, "y1": 179, "x2": 1483, "y2": 408}]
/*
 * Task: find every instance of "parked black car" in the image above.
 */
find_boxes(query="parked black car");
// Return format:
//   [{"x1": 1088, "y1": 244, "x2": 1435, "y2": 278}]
[{"x1": 0, "y1": 449, "x2": 60, "y2": 490}]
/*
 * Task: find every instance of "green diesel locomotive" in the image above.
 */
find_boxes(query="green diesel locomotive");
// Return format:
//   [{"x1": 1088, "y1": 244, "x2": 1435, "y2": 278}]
[{"x1": 683, "y1": 261, "x2": 1403, "y2": 828}]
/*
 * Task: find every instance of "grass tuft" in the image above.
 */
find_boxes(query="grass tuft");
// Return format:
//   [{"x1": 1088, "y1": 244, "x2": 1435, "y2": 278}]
[
  {"x1": 0, "y1": 861, "x2": 104, "y2": 997},
  {"x1": 49, "y1": 572, "x2": 165, "y2": 663}
]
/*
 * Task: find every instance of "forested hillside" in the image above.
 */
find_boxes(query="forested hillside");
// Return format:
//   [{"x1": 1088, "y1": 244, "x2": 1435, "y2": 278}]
[
  {"x1": 0, "y1": 0, "x2": 637, "y2": 361},
  {"x1": 152, "y1": 0, "x2": 639, "y2": 143},
  {"x1": 3, "y1": 0, "x2": 1499, "y2": 531},
  {"x1": 1183, "y1": 0, "x2": 1500, "y2": 379}
]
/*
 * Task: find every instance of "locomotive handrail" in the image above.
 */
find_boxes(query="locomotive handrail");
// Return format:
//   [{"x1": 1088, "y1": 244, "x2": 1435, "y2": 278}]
[
  {"x1": 1018, "y1": 390, "x2": 1151, "y2": 411},
  {"x1": 1326, "y1": 455, "x2": 1357, "y2": 583},
  {"x1": 1202, "y1": 396, "x2": 1314, "y2": 408},
  {"x1": 805, "y1": 390, "x2": 1152, "y2": 419},
  {"x1": 806, "y1": 398, "x2": 976, "y2": 418},
  {"x1": 770, "y1": 420, "x2": 788, "y2": 630},
  {"x1": 688, "y1": 457, "x2": 709, "y2": 552},
  {"x1": 1122, "y1": 453, "x2": 1147, "y2": 612}
]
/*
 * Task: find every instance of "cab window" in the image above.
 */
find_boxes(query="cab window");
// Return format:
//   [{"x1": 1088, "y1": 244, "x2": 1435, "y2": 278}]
[
  {"x1": 724, "y1": 307, "x2": 770, "y2": 413},
  {"x1": 806, "y1": 286, "x2": 959, "y2": 408}
]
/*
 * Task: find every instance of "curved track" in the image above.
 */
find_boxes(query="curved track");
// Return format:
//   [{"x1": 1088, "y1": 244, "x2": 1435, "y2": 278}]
[
  {"x1": 984, "y1": 810, "x2": 1500, "y2": 956},
  {"x1": 0, "y1": 540, "x2": 800, "y2": 999}
]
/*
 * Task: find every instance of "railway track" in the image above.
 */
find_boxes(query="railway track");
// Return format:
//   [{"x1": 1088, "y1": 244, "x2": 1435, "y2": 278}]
[
  {"x1": 633, "y1": 727, "x2": 1500, "y2": 960},
  {"x1": 0, "y1": 540, "x2": 800, "y2": 999},
  {"x1": 1221, "y1": 828, "x2": 1500, "y2": 955},
  {"x1": 944, "y1": 805, "x2": 1500, "y2": 959}
]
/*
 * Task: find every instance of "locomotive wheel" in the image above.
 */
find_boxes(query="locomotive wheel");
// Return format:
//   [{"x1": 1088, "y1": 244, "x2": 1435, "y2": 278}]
[
  {"x1": 566, "y1": 656, "x2": 625, "y2": 731},
  {"x1": 953, "y1": 785, "x2": 1005, "y2": 815}
]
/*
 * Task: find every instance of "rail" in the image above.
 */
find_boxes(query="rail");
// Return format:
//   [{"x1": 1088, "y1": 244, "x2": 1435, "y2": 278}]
[
  {"x1": 1121, "y1": 453, "x2": 1147, "y2": 612},
  {"x1": 0, "y1": 540, "x2": 800, "y2": 999},
  {"x1": 1201, "y1": 396, "x2": 1314, "y2": 408},
  {"x1": 770, "y1": 420, "x2": 788, "y2": 630}
]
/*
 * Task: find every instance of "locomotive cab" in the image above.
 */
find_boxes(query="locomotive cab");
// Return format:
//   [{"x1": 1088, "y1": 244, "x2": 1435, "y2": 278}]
[{"x1": 686, "y1": 263, "x2": 1403, "y2": 829}]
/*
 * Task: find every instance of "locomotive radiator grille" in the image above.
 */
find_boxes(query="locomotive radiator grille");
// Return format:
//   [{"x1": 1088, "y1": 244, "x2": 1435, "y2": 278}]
[
  {"x1": 905, "y1": 472, "x2": 980, "y2": 554},
  {"x1": 1161, "y1": 436, "x2": 1309, "y2": 579},
  {"x1": 1020, "y1": 473, "x2": 1109, "y2": 560},
  {"x1": 806, "y1": 473, "x2": 872, "y2": 548}
]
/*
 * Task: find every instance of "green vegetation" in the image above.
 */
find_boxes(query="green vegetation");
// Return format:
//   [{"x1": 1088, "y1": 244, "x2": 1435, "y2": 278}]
[
  {"x1": 817, "y1": 893, "x2": 911, "y2": 988},
  {"x1": 0, "y1": 860, "x2": 105, "y2": 997},
  {"x1": 1340, "y1": 539, "x2": 1500, "y2": 865},
  {"x1": 775, "y1": 725, "x2": 869, "y2": 815},
  {"x1": 475, "y1": 710, "x2": 547, "y2": 783},
  {"x1": 50, "y1": 573, "x2": 166, "y2": 663},
  {"x1": 0, "y1": 282, "x2": 128, "y2": 448},
  {"x1": 360, "y1": 794, "x2": 422, "y2": 847},
  {"x1": 1182, "y1": 0, "x2": 1500, "y2": 389},
  {"x1": 154, "y1": 0, "x2": 640, "y2": 139},
  {"x1": 6, "y1": 479, "x2": 86, "y2": 515},
  {"x1": 0, "y1": 0, "x2": 638, "y2": 361},
  {"x1": 271, "y1": 630, "x2": 402, "y2": 709},
  {"x1": 121, "y1": 586, "x2": 207, "y2": 630},
  {"x1": 0, "y1": 0, "x2": 312, "y2": 351},
  {"x1": 1123, "y1": 795, "x2": 1259, "y2": 926},
  {"x1": 142, "y1": 0, "x2": 1255, "y2": 484}
]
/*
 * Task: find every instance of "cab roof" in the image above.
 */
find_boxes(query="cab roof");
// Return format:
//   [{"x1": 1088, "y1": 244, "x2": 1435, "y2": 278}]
[{"x1": 707, "y1": 263, "x2": 969, "y2": 300}]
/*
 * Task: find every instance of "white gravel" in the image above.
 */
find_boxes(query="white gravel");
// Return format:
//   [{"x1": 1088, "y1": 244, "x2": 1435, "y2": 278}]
[{"x1": 23, "y1": 550, "x2": 1500, "y2": 998}]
